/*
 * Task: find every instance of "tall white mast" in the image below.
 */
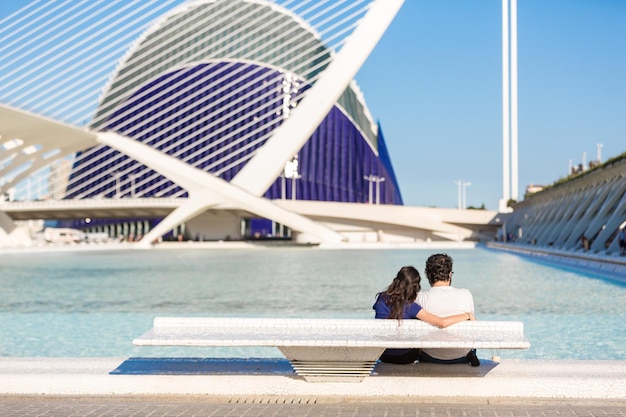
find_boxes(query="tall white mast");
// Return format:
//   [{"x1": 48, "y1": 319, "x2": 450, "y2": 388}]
[
  {"x1": 501, "y1": 0, "x2": 510, "y2": 212},
  {"x1": 500, "y1": 0, "x2": 518, "y2": 212},
  {"x1": 510, "y1": 0, "x2": 519, "y2": 201}
]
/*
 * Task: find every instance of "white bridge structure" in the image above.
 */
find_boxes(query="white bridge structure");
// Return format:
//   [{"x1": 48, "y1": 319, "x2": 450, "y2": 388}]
[{"x1": 0, "y1": 0, "x2": 500, "y2": 248}]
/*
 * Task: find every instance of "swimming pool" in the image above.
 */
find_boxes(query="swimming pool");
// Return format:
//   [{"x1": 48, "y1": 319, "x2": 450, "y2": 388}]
[{"x1": 1, "y1": 246, "x2": 624, "y2": 360}]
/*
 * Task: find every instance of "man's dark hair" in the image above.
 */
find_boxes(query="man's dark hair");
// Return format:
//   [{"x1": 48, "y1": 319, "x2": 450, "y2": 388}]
[{"x1": 425, "y1": 253, "x2": 453, "y2": 286}]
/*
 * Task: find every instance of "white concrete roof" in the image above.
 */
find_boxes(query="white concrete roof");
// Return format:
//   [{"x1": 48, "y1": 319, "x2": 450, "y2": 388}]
[{"x1": 0, "y1": 104, "x2": 97, "y2": 194}]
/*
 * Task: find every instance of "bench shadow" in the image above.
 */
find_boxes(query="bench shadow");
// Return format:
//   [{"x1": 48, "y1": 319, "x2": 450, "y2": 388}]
[
  {"x1": 111, "y1": 357, "x2": 498, "y2": 378},
  {"x1": 110, "y1": 357, "x2": 295, "y2": 376},
  {"x1": 373, "y1": 359, "x2": 499, "y2": 378}
]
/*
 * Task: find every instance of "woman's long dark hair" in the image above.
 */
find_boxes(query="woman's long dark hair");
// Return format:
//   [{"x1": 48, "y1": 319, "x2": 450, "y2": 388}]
[{"x1": 378, "y1": 266, "x2": 421, "y2": 320}]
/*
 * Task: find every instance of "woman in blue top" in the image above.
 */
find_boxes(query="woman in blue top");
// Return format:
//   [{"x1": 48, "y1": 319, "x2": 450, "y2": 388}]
[{"x1": 373, "y1": 265, "x2": 475, "y2": 364}]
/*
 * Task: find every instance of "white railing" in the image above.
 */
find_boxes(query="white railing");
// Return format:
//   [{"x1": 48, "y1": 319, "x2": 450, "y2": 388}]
[{"x1": 0, "y1": 197, "x2": 183, "y2": 211}]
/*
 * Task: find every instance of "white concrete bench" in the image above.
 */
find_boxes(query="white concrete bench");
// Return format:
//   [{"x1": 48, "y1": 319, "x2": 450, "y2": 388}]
[{"x1": 133, "y1": 317, "x2": 530, "y2": 382}]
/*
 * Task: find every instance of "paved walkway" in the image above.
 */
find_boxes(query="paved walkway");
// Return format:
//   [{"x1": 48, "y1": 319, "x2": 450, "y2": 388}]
[
  {"x1": 2, "y1": 396, "x2": 626, "y2": 417},
  {"x1": 2, "y1": 357, "x2": 625, "y2": 416}
]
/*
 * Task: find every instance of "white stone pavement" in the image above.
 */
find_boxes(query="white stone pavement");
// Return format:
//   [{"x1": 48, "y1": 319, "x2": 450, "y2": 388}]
[{"x1": 2, "y1": 357, "x2": 625, "y2": 401}]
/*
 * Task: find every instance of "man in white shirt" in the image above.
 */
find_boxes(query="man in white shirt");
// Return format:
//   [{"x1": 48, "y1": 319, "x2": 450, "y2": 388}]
[{"x1": 416, "y1": 253, "x2": 480, "y2": 366}]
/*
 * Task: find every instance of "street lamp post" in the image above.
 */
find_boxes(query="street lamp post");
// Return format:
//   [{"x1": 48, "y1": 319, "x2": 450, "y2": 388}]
[
  {"x1": 290, "y1": 174, "x2": 301, "y2": 200},
  {"x1": 363, "y1": 175, "x2": 373, "y2": 203},
  {"x1": 281, "y1": 173, "x2": 286, "y2": 200},
  {"x1": 283, "y1": 155, "x2": 301, "y2": 200},
  {"x1": 364, "y1": 174, "x2": 385, "y2": 205},
  {"x1": 129, "y1": 173, "x2": 136, "y2": 198},
  {"x1": 454, "y1": 179, "x2": 471, "y2": 210},
  {"x1": 111, "y1": 172, "x2": 121, "y2": 198},
  {"x1": 375, "y1": 176, "x2": 385, "y2": 205}
]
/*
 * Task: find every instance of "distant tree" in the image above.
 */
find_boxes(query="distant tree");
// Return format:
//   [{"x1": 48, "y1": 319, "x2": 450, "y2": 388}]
[{"x1": 467, "y1": 203, "x2": 486, "y2": 210}]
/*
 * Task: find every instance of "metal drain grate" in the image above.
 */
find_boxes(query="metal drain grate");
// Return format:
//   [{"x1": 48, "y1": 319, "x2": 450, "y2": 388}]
[{"x1": 227, "y1": 396, "x2": 344, "y2": 404}]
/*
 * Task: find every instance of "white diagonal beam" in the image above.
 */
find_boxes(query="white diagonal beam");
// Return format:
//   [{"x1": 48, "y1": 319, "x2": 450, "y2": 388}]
[
  {"x1": 0, "y1": 104, "x2": 98, "y2": 193},
  {"x1": 231, "y1": 0, "x2": 405, "y2": 195},
  {"x1": 97, "y1": 132, "x2": 344, "y2": 247}
]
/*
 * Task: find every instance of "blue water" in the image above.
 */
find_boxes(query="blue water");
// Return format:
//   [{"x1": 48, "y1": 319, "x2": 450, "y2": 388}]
[{"x1": 1, "y1": 246, "x2": 624, "y2": 360}]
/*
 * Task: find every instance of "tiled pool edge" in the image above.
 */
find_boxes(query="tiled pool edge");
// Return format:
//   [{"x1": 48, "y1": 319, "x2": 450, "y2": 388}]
[{"x1": 486, "y1": 242, "x2": 626, "y2": 283}]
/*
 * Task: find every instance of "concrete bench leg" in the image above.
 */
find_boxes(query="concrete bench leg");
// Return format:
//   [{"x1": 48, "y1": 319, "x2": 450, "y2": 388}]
[{"x1": 278, "y1": 346, "x2": 385, "y2": 382}]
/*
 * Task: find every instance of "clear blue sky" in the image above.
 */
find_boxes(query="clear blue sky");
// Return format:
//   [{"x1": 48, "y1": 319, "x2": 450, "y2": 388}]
[
  {"x1": 1, "y1": 1, "x2": 624, "y2": 210},
  {"x1": 356, "y1": 0, "x2": 626, "y2": 209}
]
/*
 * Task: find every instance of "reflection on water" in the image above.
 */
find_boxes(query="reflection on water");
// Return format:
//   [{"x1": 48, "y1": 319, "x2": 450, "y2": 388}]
[{"x1": 0, "y1": 247, "x2": 624, "y2": 359}]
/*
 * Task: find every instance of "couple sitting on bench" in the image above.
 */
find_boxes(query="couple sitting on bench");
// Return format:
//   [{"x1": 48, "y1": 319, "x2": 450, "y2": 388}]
[{"x1": 374, "y1": 253, "x2": 480, "y2": 366}]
